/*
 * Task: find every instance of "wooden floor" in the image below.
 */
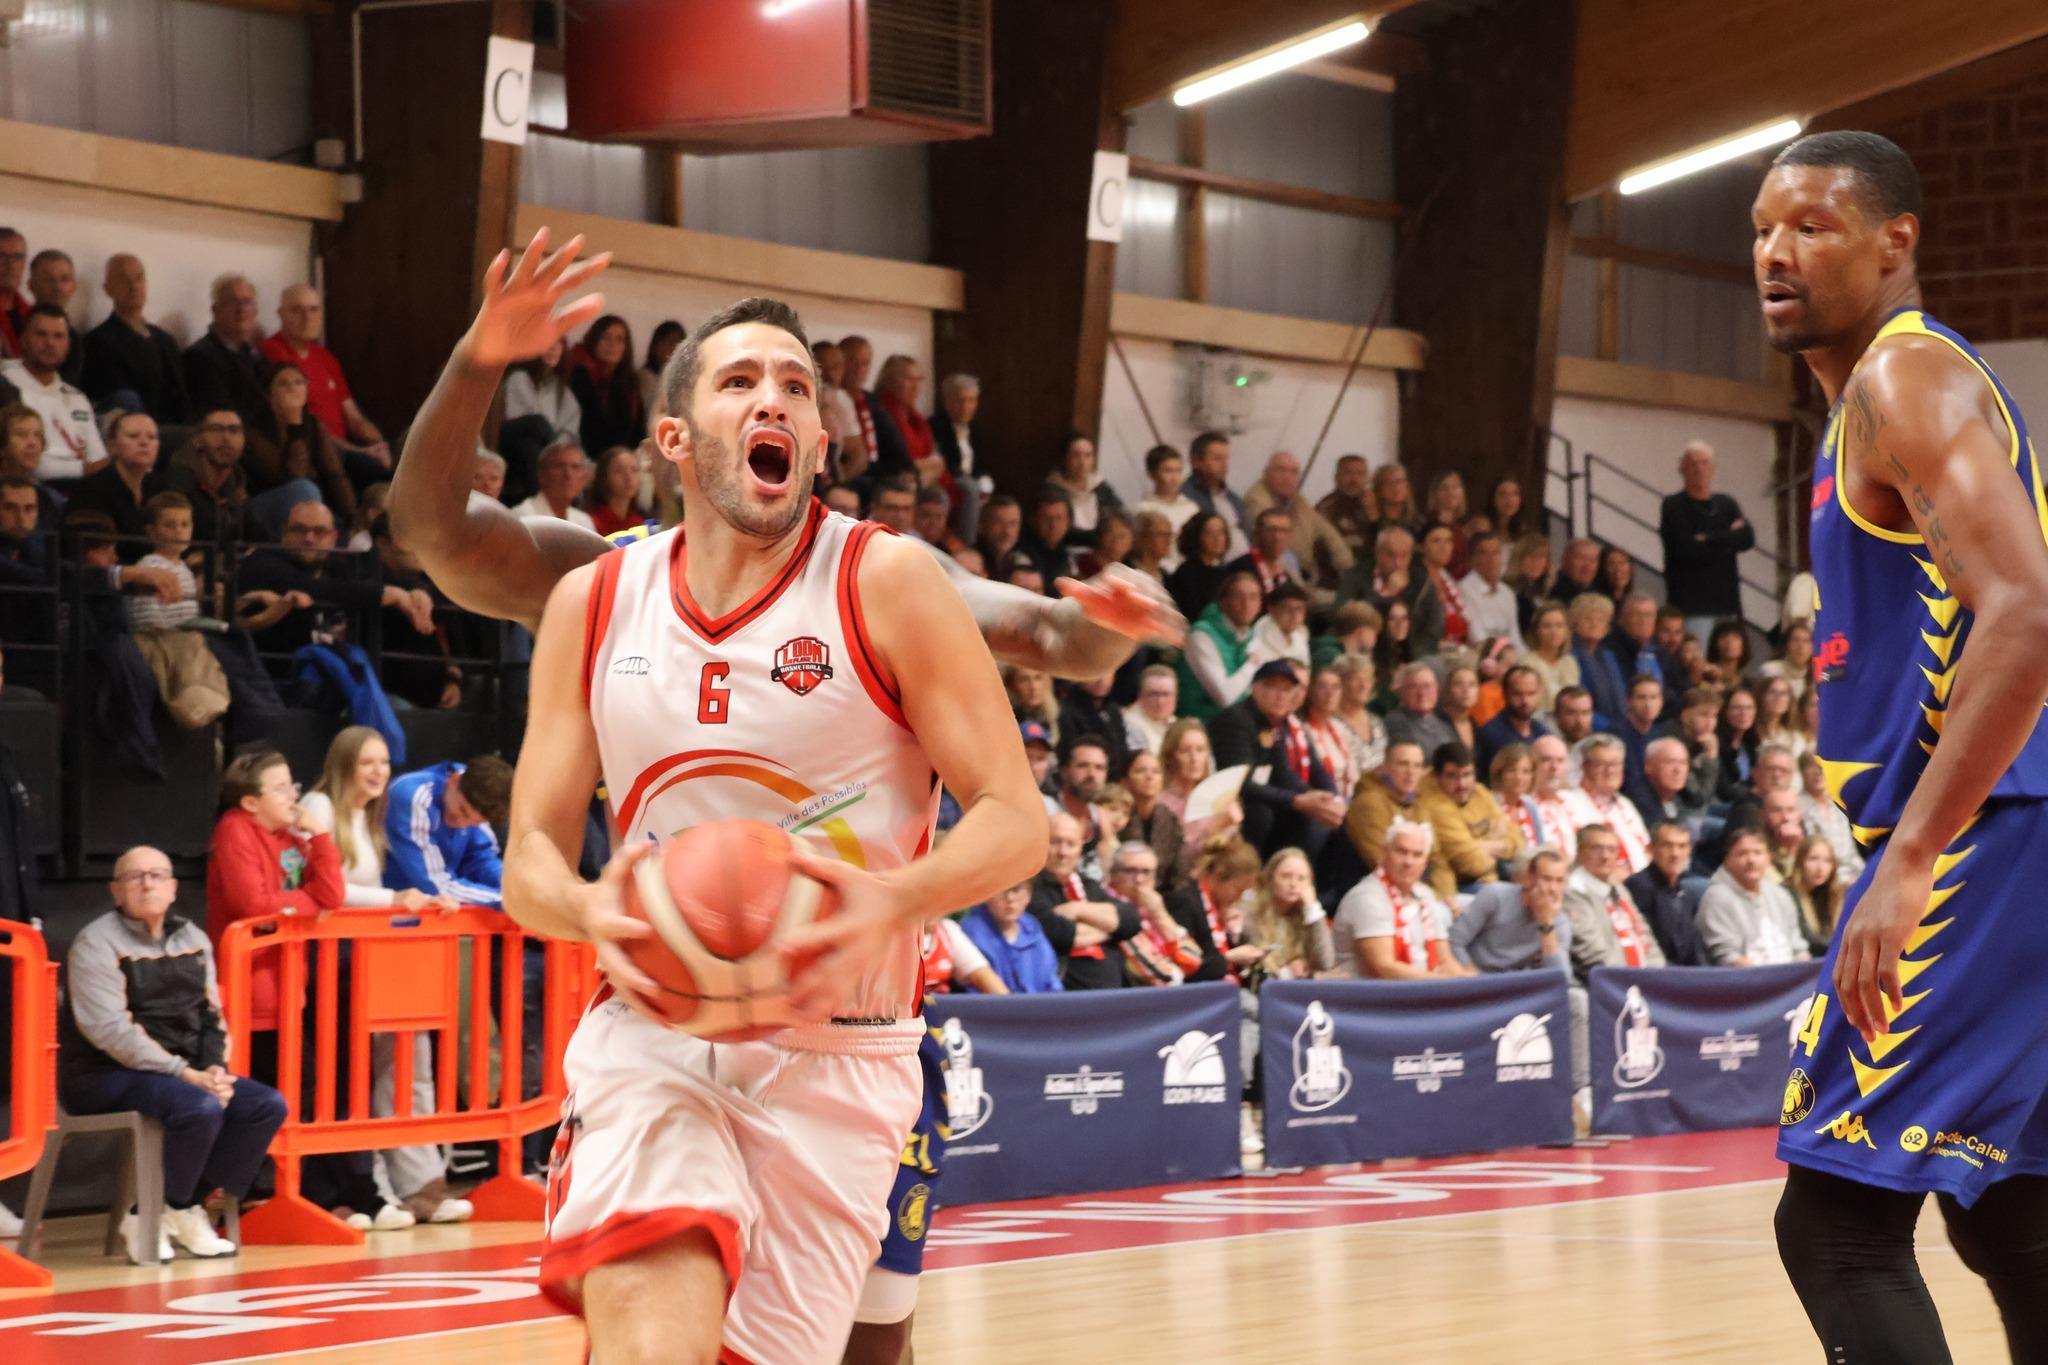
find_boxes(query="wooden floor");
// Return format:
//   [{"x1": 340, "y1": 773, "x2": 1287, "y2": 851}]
[{"x1": 0, "y1": 1133, "x2": 2012, "y2": 1363}]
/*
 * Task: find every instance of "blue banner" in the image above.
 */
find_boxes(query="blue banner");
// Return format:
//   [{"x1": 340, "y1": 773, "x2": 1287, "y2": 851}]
[
  {"x1": 1588, "y1": 963, "x2": 1823, "y2": 1136},
  {"x1": 925, "y1": 984, "x2": 1241, "y2": 1206},
  {"x1": 1260, "y1": 974, "x2": 1574, "y2": 1168}
]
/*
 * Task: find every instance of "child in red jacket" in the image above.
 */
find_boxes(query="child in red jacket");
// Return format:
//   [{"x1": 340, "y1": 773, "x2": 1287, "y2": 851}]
[{"x1": 206, "y1": 749, "x2": 413, "y2": 1230}]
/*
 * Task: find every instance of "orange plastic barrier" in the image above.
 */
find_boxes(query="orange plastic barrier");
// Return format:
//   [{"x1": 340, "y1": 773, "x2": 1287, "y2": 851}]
[
  {"x1": 216, "y1": 908, "x2": 595, "y2": 1246},
  {"x1": 0, "y1": 918, "x2": 57, "y2": 1288}
]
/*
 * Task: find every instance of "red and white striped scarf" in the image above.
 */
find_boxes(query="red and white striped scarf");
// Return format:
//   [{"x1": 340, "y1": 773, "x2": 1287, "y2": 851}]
[
  {"x1": 1064, "y1": 873, "x2": 1104, "y2": 960},
  {"x1": 1433, "y1": 567, "x2": 1470, "y2": 643},
  {"x1": 1378, "y1": 867, "x2": 1435, "y2": 967},
  {"x1": 1279, "y1": 714, "x2": 1313, "y2": 784},
  {"x1": 1199, "y1": 880, "x2": 1239, "y2": 984},
  {"x1": 1605, "y1": 886, "x2": 1651, "y2": 968},
  {"x1": 1584, "y1": 786, "x2": 1650, "y2": 871},
  {"x1": 1307, "y1": 715, "x2": 1357, "y2": 795}
]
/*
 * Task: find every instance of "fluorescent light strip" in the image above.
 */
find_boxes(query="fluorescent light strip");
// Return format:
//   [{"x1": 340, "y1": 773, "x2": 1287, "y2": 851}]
[
  {"x1": 1173, "y1": 21, "x2": 1372, "y2": 107},
  {"x1": 1618, "y1": 118, "x2": 1804, "y2": 196}
]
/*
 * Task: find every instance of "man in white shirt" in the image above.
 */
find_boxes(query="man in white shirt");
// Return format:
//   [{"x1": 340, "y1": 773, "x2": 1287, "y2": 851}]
[
  {"x1": 1529, "y1": 733, "x2": 1587, "y2": 861},
  {"x1": 510, "y1": 437, "x2": 595, "y2": 530},
  {"x1": 0, "y1": 306, "x2": 106, "y2": 479},
  {"x1": 1455, "y1": 531, "x2": 1523, "y2": 649},
  {"x1": 1576, "y1": 734, "x2": 1652, "y2": 876},
  {"x1": 1331, "y1": 817, "x2": 1469, "y2": 979},
  {"x1": 1121, "y1": 664, "x2": 1179, "y2": 756},
  {"x1": 1135, "y1": 444, "x2": 1201, "y2": 537}
]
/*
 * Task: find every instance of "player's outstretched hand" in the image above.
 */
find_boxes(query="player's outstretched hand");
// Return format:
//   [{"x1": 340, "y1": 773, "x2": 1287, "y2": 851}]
[
  {"x1": 1057, "y1": 563, "x2": 1188, "y2": 647},
  {"x1": 465, "y1": 225, "x2": 614, "y2": 369},
  {"x1": 779, "y1": 847, "x2": 907, "y2": 1023},
  {"x1": 579, "y1": 841, "x2": 663, "y2": 1021},
  {"x1": 1833, "y1": 854, "x2": 1931, "y2": 1042}
]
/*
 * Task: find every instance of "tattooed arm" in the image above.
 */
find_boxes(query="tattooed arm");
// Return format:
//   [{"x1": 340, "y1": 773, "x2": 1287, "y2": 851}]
[
  {"x1": 939, "y1": 555, "x2": 1186, "y2": 682},
  {"x1": 1832, "y1": 338, "x2": 2048, "y2": 1039}
]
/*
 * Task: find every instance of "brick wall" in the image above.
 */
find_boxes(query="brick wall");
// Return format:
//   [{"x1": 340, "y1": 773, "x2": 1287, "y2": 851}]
[{"x1": 1882, "y1": 71, "x2": 2048, "y2": 341}]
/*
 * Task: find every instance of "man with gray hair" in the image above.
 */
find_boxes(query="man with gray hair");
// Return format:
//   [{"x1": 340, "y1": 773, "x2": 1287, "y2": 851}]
[
  {"x1": 1338, "y1": 523, "x2": 1446, "y2": 654},
  {"x1": 183, "y1": 271, "x2": 268, "y2": 422},
  {"x1": 471, "y1": 448, "x2": 508, "y2": 502},
  {"x1": 1658, "y1": 439, "x2": 1755, "y2": 642},
  {"x1": 82, "y1": 253, "x2": 189, "y2": 423},
  {"x1": 1384, "y1": 661, "x2": 1457, "y2": 757},
  {"x1": 58, "y1": 844, "x2": 289, "y2": 1264},
  {"x1": 1628, "y1": 734, "x2": 1710, "y2": 837},
  {"x1": 1575, "y1": 732, "x2": 1652, "y2": 875},
  {"x1": 1241, "y1": 449, "x2": 1355, "y2": 589},
  {"x1": 511, "y1": 437, "x2": 594, "y2": 529},
  {"x1": 1332, "y1": 815, "x2": 1467, "y2": 979},
  {"x1": 1562, "y1": 823, "x2": 1666, "y2": 983},
  {"x1": 1451, "y1": 846, "x2": 1590, "y2": 1110}
]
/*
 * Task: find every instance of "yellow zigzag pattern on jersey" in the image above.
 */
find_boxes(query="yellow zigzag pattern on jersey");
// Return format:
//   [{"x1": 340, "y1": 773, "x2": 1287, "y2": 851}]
[
  {"x1": 1851, "y1": 819, "x2": 1978, "y2": 1096},
  {"x1": 1913, "y1": 559, "x2": 1962, "y2": 763}
]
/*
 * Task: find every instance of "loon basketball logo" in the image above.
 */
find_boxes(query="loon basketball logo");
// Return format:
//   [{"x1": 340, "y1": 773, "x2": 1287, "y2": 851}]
[
  {"x1": 1492, "y1": 1012, "x2": 1554, "y2": 1082},
  {"x1": 771, "y1": 636, "x2": 834, "y2": 695},
  {"x1": 939, "y1": 1016, "x2": 994, "y2": 1138},
  {"x1": 1159, "y1": 1030, "x2": 1229, "y2": 1105},
  {"x1": 1288, "y1": 1001, "x2": 1352, "y2": 1112},
  {"x1": 1613, "y1": 985, "x2": 1665, "y2": 1089}
]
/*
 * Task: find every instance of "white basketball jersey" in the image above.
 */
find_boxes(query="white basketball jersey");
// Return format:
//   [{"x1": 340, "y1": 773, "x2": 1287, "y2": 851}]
[{"x1": 583, "y1": 501, "x2": 936, "y2": 1049}]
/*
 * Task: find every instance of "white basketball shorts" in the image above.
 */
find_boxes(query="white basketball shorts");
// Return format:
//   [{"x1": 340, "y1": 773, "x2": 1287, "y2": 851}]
[{"x1": 539, "y1": 995, "x2": 923, "y2": 1365}]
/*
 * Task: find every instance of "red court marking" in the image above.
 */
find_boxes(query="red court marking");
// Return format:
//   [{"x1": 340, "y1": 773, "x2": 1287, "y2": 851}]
[{"x1": 0, "y1": 1129, "x2": 1783, "y2": 1363}]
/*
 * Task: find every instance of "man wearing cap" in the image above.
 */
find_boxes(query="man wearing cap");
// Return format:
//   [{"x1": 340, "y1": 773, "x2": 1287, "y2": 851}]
[
  {"x1": 1018, "y1": 719, "x2": 1057, "y2": 806},
  {"x1": 1208, "y1": 659, "x2": 1346, "y2": 857}
]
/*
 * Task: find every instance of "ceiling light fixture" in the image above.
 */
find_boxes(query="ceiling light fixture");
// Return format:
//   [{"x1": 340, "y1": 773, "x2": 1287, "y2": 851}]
[
  {"x1": 1618, "y1": 118, "x2": 1804, "y2": 196},
  {"x1": 1172, "y1": 20, "x2": 1371, "y2": 108}
]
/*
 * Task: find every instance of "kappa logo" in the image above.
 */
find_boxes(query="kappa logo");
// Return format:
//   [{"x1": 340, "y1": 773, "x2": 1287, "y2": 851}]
[
  {"x1": 1158, "y1": 1030, "x2": 1229, "y2": 1105},
  {"x1": 939, "y1": 1017, "x2": 994, "y2": 1139},
  {"x1": 1814, "y1": 1109, "x2": 1878, "y2": 1150},
  {"x1": 1782, "y1": 1067, "x2": 1816, "y2": 1125},
  {"x1": 771, "y1": 635, "x2": 834, "y2": 695},
  {"x1": 611, "y1": 655, "x2": 651, "y2": 677},
  {"x1": 1612, "y1": 985, "x2": 1665, "y2": 1089},
  {"x1": 1492, "y1": 1012, "x2": 1554, "y2": 1083},
  {"x1": 1288, "y1": 1001, "x2": 1352, "y2": 1113}
]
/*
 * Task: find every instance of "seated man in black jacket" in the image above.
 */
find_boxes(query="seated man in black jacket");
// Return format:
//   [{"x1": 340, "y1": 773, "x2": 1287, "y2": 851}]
[
  {"x1": 1208, "y1": 659, "x2": 1345, "y2": 858},
  {"x1": 58, "y1": 845, "x2": 288, "y2": 1264},
  {"x1": 1028, "y1": 810, "x2": 1139, "y2": 989},
  {"x1": 239, "y1": 497, "x2": 430, "y2": 661}
]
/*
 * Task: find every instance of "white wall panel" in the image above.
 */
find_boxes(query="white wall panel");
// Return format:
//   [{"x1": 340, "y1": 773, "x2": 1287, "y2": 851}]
[
  {"x1": 0, "y1": 0, "x2": 310, "y2": 161},
  {"x1": 1097, "y1": 336, "x2": 1399, "y2": 509},
  {"x1": 682, "y1": 144, "x2": 930, "y2": 262},
  {"x1": 1113, "y1": 179, "x2": 1184, "y2": 300},
  {"x1": 521, "y1": 133, "x2": 652, "y2": 225},
  {"x1": 1549, "y1": 396, "x2": 1782, "y2": 623},
  {"x1": 1975, "y1": 339, "x2": 2048, "y2": 434},
  {"x1": 0, "y1": 173, "x2": 314, "y2": 345}
]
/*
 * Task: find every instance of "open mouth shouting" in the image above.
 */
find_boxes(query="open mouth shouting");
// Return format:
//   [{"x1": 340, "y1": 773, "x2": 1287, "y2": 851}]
[
  {"x1": 743, "y1": 424, "x2": 797, "y2": 495},
  {"x1": 1760, "y1": 278, "x2": 1805, "y2": 324}
]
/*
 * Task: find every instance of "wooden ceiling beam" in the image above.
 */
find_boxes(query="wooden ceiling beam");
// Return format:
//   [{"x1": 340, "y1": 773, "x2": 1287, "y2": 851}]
[
  {"x1": 1565, "y1": 0, "x2": 2048, "y2": 199},
  {"x1": 1128, "y1": 155, "x2": 1405, "y2": 221},
  {"x1": 1105, "y1": 0, "x2": 1423, "y2": 112},
  {"x1": 1812, "y1": 34, "x2": 2048, "y2": 134}
]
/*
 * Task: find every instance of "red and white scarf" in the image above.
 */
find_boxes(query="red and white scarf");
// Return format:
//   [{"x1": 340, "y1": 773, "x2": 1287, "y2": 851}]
[
  {"x1": 1532, "y1": 790, "x2": 1580, "y2": 858},
  {"x1": 1377, "y1": 867, "x2": 1436, "y2": 967},
  {"x1": 921, "y1": 923, "x2": 957, "y2": 994},
  {"x1": 853, "y1": 388, "x2": 879, "y2": 458},
  {"x1": 1584, "y1": 786, "x2": 1650, "y2": 872},
  {"x1": 1605, "y1": 886, "x2": 1651, "y2": 968},
  {"x1": 1199, "y1": 880, "x2": 1239, "y2": 983},
  {"x1": 1507, "y1": 798, "x2": 1539, "y2": 846},
  {"x1": 1433, "y1": 567, "x2": 1470, "y2": 643},
  {"x1": 1063, "y1": 873, "x2": 1104, "y2": 960},
  {"x1": 1306, "y1": 715, "x2": 1357, "y2": 796},
  {"x1": 1278, "y1": 714, "x2": 1314, "y2": 784},
  {"x1": 1249, "y1": 549, "x2": 1293, "y2": 594}
]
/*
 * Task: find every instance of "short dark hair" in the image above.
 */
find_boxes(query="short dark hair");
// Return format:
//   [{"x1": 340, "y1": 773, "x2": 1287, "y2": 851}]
[
  {"x1": 1656, "y1": 603, "x2": 1687, "y2": 623},
  {"x1": 28, "y1": 248, "x2": 70, "y2": 272},
  {"x1": 1062, "y1": 734, "x2": 1110, "y2": 767},
  {"x1": 222, "y1": 749, "x2": 289, "y2": 810},
  {"x1": 662, "y1": 297, "x2": 812, "y2": 421},
  {"x1": 1189, "y1": 431, "x2": 1228, "y2": 460},
  {"x1": 1265, "y1": 580, "x2": 1308, "y2": 607},
  {"x1": 1628, "y1": 673, "x2": 1663, "y2": 694},
  {"x1": 1554, "y1": 685, "x2": 1592, "y2": 707},
  {"x1": 1432, "y1": 741, "x2": 1474, "y2": 772},
  {"x1": 1031, "y1": 483, "x2": 1072, "y2": 513},
  {"x1": 458, "y1": 754, "x2": 514, "y2": 828},
  {"x1": 1255, "y1": 507, "x2": 1291, "y2": 529},
  {"x1": 1771, "y1": 130, "x2": 1922, "y2": 220},
  {"x1": 1651, "y1": 818, "x2": 1694, "y2": 842},
  {"x1": 915, "y1": 484, "x2": 949, "y2": 508},
  {"x1": 142, "y1": 490, "x2": 191, "y2": 523},
  {"x1": 25, "y1": 303, "x2": 67, "y2": 326},
  {"x1": 1503, "y1": 664, "x2": 1540, "y2": 689},
  {"x1": 1144, "y1": 444, "x2": 1182, "y2": 475},
  {"x1": 63, "y1": 508, "x2": 117, "y2": 552},
  {"x1": 0, "y1": 475, "x2": 34, "y2": 495},
  {"x1": 874, "y1": 473, "x2": 916, "y2": 498}
]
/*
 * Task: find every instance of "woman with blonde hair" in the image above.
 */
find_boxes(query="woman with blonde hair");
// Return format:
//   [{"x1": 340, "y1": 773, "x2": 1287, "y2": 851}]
[
  {"x1": 1246, "y1": 847, "x2": 1335, "y2": 986},
  {"x1": 1158, "y1": 718, "x2": 1213, "y2": 824},
  {"x1": 1121, "y1": 751, "x2": 1190, "y2": 891},
  {"x1": 1165, "y1": 835, "x2": 1268, "y2": 985},
  {"x1": 300, "y1": 727, "x2": 472, "y2": 1226},
  {"x1": 1329, "y1": 653, "x2": 1389, "y2": 776},
  {"x1": 1787, "y1": 833, "x2": 1845, "y2": 957}
]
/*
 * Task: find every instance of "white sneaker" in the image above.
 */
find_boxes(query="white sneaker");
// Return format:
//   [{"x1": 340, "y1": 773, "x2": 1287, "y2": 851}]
[
  {"x1": 1240, "y1": 1104, "x2": 1266, "y2": 1157},
  {"x1": 343, "y1": 1209, "x2": 373, "y2": 1231},
  {"x1": 119, "y1": 1208, "x2": 173, "y2": 1265},
  {"x1": 0, "y1": 1203, "x2": 21, "y2": 1238},
  {"x1": 426, "y1": 1197, "x2": 474, "y2": 1224},
  {"x1": 370, "y1": 1203, "x2": 417, "y2": 1231},
  {"x1": 163, "y1": 1205, "x2": 236, "y2": 1257}
]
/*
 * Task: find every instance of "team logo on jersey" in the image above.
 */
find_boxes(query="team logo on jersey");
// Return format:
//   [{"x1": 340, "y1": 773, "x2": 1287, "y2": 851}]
[
  {"x1": 1814, "y1": 1109, "x2": 1877, "y2": 1149},
  {"x1": 611, "y1": 655, "x2": 651, "y2": 677},
  {"x1": 1288, "y1": 1001, "x2": 1353, "y2": 1113},
  {"x1": 1158, "y1": 1030, "x2": 1229, "y2": 1105},
  {"x1": 1811, "y1": 474, "x2": 1834, "y2": 513},
  {"x1": 1613, "y1": 985, "x2": 1665, "y2": 1089},
  {"x1": 939, "y1": 1017, "x2": 994, "y2": 1138},
  {"x1": 1781, "y1": 1068, "x2": 1816, "y2": 1125},
  {"x1": 770, "y1": 636, "x2": 834, "y2": 695},
  {"x1": 897, "y1": 1182, "x2": 931, "y2": 1242},
  {"x1": 1815, "y1": 632, "x2": 1850, "y2": 684},
  {"x1": 1492, "y1": 1012, "x2": 1554, "y2": 1082}
]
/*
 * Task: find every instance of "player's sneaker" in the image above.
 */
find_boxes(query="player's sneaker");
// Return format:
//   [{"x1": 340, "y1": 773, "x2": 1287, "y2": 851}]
[
  {"x1": 344, "y1": 1203, "x2": 418, "y2": 1231},
  {"x1": 1240, "y1": 1103, "x2": 1265, "y2": 1157},
  {"x1": 119, "y1": 1208, "x2": 173, "y2": 1265},
  {"x1": 0, "y1": 1203, "x2": 21, "y2": 1238},
  {"x1": 163, "y1": 1205, "x2": 236, "y2": 1258}
]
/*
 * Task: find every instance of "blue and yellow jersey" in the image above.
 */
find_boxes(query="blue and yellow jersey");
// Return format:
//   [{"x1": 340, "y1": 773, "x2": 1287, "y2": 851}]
[
  {"x1": 1809, "y1": 307, "x2": 2048, "y2": 841},
  {"x1": 603, "y1": 520, "x2": 663, "y2": 548}
]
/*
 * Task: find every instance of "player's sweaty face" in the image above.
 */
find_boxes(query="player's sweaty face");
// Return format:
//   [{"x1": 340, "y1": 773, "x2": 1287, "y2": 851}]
[
  {"x1": 1752, "y1": 165, "x2": 1891, "y2": 354},
  {"x1": 683, "y1": 322, "x2": 826, "y2": 538}
]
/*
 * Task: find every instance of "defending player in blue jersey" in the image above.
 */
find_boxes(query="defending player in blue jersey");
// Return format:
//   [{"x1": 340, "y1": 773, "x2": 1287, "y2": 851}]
[
  {"x1": 387, "y1": 228, "x2": 1183, "y2": 1365},
  {"x1": 1755, "y1": 132, "x2": 2048, "y2": 1364}
]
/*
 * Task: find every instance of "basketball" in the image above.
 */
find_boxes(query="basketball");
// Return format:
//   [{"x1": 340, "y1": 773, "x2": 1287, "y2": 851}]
[{"x1": 616, "y1": 820, "x2": 838, "y2": 1040}]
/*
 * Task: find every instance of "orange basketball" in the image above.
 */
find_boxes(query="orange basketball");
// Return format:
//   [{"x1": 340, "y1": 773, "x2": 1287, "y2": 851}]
[{"x1": 615, "y1": 820, "x2": 837, "y2": 1039}]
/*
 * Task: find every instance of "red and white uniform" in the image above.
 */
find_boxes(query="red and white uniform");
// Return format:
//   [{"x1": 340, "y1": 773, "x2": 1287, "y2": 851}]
[{"x1": 542, "y1": 502, "x2": 931, "y2": 1364}]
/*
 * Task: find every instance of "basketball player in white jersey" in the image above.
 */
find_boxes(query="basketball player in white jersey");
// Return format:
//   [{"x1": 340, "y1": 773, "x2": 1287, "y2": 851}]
[
  {"x1": 393, "y1": 232, "x2": 1180, "y2": 1365},
  {"x1": 503, "y1": 290, "x2": 1048, "y2": 1362}
]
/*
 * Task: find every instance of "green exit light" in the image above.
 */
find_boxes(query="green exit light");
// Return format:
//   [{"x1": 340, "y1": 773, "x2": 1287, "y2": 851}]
[{"x1": 1233, "y1": 376, "x2": 1248, "y2": 387}]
